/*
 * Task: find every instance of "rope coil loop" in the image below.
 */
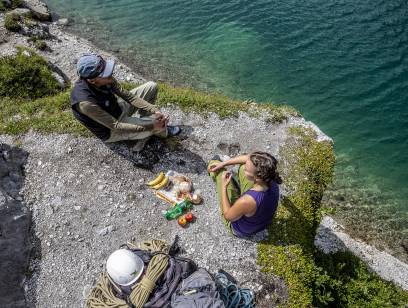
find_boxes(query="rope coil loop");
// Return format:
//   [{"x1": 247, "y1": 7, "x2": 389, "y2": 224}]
[
  {"x1": 215, "y1": 272, "x2": 255, "y2": 308},
  {"x1": 86, "y1": 240, "x2": 169, "y2": 308}
]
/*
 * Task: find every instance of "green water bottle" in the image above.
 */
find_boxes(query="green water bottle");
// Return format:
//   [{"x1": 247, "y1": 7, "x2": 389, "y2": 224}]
[{"x1": 163, "y1": 200, "x2": 192, "y2": 220}]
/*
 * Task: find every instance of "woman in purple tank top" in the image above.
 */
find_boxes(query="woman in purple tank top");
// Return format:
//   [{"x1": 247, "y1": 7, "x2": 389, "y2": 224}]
[{"x1": 208, "y1": 151, "x2": 282, "y2": 237}]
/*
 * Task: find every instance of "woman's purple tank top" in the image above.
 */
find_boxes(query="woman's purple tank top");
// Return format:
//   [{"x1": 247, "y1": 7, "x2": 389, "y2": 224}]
[{"x1": 231, "y1": 182, "x2": 279, "y2": 237}]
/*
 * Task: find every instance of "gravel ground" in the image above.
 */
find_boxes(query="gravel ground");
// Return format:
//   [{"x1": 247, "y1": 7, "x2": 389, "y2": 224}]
[{"x1": 0, "y1": 109, "x2": 306, "y2": 308}]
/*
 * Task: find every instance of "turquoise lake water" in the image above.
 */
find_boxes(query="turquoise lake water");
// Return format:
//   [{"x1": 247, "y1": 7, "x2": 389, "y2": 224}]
[{"x1": 43, "y1": 0, "x2": 407, "y2": 252}]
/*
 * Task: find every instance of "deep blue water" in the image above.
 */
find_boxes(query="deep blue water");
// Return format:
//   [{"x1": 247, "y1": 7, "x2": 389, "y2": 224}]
[{"x1": 43, "y1": 1, "x2": 407, "y2": 215}]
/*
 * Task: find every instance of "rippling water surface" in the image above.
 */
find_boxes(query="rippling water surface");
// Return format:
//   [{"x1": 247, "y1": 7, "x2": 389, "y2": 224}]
[{"x1": 44, "y1": 0, "x2": 408, "y2": 256}]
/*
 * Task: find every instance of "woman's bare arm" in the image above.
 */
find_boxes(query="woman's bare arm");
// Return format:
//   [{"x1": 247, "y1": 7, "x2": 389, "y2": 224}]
[{"x1": 208, "y1": 154, "x2": 249, "y2": 173}]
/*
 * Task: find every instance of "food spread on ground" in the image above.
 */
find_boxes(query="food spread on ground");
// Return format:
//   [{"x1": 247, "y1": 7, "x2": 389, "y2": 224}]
[{"x1": 146, "y1": 170, "x2": 202, "y2": 227}]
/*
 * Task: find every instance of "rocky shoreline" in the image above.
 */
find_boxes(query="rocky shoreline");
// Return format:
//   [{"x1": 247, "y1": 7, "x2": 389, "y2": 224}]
[{"x1": 0, "y1": 1, "x2": 407, "y2": 307}]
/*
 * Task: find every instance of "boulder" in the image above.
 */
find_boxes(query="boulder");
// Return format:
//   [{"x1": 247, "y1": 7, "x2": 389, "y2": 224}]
[
  {"x1": 51, "y1": 71, "x2": 66, "y2": 89},
  {"x1": 6, "y1": 8, "x2": 31, "y2": 19},
  {"x1": 56, "y1": 18, "x2": 69, "y2": 26},
  {"x1": 22, "y1": 0, "x2": 51, "y2": 21}
]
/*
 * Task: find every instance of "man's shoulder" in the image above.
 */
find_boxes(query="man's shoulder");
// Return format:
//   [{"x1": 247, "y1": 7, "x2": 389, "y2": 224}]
[
  {"x1": 71, "y1": 79, "x2": 93, "y2": 104},
  {"x1": 72, "y1": 78, "x2": 88, "y2": 90}
]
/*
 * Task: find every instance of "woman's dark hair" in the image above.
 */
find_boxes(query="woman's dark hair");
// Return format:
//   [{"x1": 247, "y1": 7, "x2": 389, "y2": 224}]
[{"x1": 249, "y1": 151, "x2": 282, "y2": 184}]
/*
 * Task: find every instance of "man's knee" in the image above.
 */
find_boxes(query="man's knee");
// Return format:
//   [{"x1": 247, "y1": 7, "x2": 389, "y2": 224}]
[
  {"x1": 238, "y1": 164, "x2": 245, "y2": 174},
  {"x1": 130, "y1": 81, "x2": 157, "y2": 95},
  {"x1": 145, "y1": 81, "x2": 158, "y2": 96},
  {"x1": 146, "y1": 81, "x2": 158, "y2": 90}
]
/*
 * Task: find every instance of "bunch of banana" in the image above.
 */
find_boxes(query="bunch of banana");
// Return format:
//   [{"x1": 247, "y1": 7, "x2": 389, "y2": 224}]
[{"x1": 147, "y1": 172, "x2": 170, "y2": 190}]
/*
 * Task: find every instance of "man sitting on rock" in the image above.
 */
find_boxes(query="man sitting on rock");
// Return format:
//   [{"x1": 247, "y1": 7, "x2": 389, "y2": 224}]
[{"x1": 70, "y1": 54, "x2": 181, "y2": 151}]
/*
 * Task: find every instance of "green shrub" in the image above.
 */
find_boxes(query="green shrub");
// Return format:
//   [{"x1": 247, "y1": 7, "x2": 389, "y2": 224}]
[
  {"x1": 34, "y1": 40, "x2": 48, "y2": 51},
  {"x1": 28, "y1": 37, "x2": 49, "y2": 51},
  {"x1": 258, "y1": 128, "x2": 336, "y2": 306},
  {"x1": 314, "y1": 251, "x2": 408, "y2": 307},
  {"x1": 0, "y1": 47, "x2": 61, "y2": 99},
  {"x1": 4, "y1": 13, "x2": 21, "y2": 32},
  {"x1": 11, "y1": 0, "x2": 23, "y2": 8},
  {"x1": 0, "y1": 0, "x2": 23, "y2": 11},
  {"x1": 258, "y1": 127, "x2": 408, "y2": 306}
]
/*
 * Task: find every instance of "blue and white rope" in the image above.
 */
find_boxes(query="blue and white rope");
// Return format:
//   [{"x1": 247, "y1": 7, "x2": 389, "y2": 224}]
[{"x1": 215, "y1": 272, "x2": 255, "y2": 308}]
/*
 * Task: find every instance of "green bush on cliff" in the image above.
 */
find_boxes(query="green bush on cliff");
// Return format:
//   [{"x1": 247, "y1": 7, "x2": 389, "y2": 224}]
[
  {"x1": 258, "y1": 127, "x2": 408, "y2": 306},
  {"x1": 11, "y1": 0, "x2": 23, "y2": 8},
  {"x1": 4, "y1": 13, "x2": 21, "y2": 31},
  {"x1": 314, "y1": 251, "x2": 408, "y2": 307},
  {"x1": 0, "y1": 0, "x2": 22, "y2": 11},
  {"x1": 28, "y1": 37, "x2": 49, "y2": 51},
  {"x1": 258, "y1": 127, "x2": 336, "y2": 306},
  {"x1": 0, "y1": 47, "x2": 61, "y2": 99}
]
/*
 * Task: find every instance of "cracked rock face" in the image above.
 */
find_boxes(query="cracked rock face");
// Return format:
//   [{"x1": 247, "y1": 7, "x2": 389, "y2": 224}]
[{"x1": 0, "y1": 144, "x2": 31, "y2": 308}]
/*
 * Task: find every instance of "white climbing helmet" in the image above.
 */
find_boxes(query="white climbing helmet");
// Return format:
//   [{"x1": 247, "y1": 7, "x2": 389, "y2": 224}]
[{"x1": 106, "y1": 249, "x2": 145, "y2": 286}]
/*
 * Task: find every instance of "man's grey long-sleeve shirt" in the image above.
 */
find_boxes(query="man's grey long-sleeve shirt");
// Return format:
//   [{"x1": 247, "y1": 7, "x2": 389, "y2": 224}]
[{"x1": 77, "y1": 79, "x2": 158, "y2": 132}]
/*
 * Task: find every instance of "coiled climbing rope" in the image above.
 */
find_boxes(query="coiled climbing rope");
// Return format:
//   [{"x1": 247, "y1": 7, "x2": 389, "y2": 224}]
[
  {"x1": 215, "y1": 272, "x2": 255, "y2": 308},
  {"x1": 86, "y1": 239, "x2": 169, "y2": 308}
]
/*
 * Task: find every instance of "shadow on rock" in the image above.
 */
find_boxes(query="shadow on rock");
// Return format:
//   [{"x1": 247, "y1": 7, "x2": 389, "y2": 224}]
[
  {"x1": 106, "y1": 125, "x2": 207, "y2": 174},
  {"x1": 0, "y1": 144, "x2": 40, "y2": 308}
]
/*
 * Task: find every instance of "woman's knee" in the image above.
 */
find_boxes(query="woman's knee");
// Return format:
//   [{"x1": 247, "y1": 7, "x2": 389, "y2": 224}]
[{"x1": 238, "y1": 164, "x2": 245, "y2": 175}]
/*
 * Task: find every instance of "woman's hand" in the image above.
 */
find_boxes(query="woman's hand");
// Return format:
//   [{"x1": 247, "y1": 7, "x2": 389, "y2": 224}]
[
  {"x1": 221, "y1": 171, "x2": 232, "y2": 188},
  {"x1": 207, "y1": 161, "x2": 225, "y2": 173}
]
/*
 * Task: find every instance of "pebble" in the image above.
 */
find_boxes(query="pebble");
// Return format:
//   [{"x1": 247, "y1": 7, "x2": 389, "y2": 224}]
[
  {"x1": 97, "y1": 225, "x2": 114, "y2": 236},
  {"x1": 57, "y1": 18, "x2": 69, "y2": 26}
]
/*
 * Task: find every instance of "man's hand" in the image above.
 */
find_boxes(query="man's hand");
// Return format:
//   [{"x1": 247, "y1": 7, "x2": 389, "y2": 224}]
[
  {"x1": 154, "y1": 111, "x2": 168, "y2": 121},
  {"x1": 153, "y1": 112, "x2": 169, "y2": 130}
]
